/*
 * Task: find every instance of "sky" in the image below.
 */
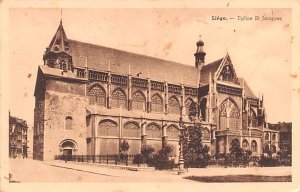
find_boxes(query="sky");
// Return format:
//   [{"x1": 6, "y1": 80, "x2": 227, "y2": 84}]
[{"x1": 9, "y1": 8, "x2": 292, "y2": 126}]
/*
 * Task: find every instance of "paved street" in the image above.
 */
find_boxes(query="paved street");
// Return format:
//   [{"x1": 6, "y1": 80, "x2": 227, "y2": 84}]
[{"x1": 9, "y1": 159, "x2": 291, "y2": 183}]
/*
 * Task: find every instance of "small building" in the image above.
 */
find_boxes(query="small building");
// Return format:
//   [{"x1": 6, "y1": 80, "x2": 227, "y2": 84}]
[
  {"x1": 9, "y1": 113, "x2": 28, "y2": 158},
  {"x1": 268, "y1": 122, "x2": 292, "y2": 155}
]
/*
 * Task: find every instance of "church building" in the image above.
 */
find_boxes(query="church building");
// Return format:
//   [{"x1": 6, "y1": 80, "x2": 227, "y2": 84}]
[{"x1": 33, "y1": 21, "x2": 279, "y2": 161}]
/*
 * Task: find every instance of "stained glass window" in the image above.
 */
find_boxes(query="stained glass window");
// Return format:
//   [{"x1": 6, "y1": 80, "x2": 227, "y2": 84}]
[
  {"x1": 151, "y1": 94, "x2": 163, "y2": 113},
  {"x1": 98, "y1": 120, "x2": 118, "y2": 137},
  {"x1": 111, "y1": 88, "x2": 127, "y2": 108},
  {"x1": 168, "y1": 96, "x2": 180, "y2": 114},
  {"x1": 251, "y1": 140, "x2": 257, "y2": 152},
  {"x1": 219, "y1": 98, "x2": 240, "y2": 130},
  {"x1": 123, "y1": 122, "x2": 140, "y2": 138},
  {"x1": 132, "y1": 91, "x2": 146, "y2": 111},
  {"x1": 88, "y1": 85, "x2": 106, "y2": 106},
  {"x1": 146, "y1": 123, "x2": 161, "y2": 138},
  {"x1": 166, "y1": 125, "x2": 179, "y2": 139}
]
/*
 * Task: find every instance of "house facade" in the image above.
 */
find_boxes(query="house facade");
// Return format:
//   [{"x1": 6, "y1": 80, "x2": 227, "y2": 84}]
[{"x1": 33, "y1": 21, "x2": 279, "y2": 161}]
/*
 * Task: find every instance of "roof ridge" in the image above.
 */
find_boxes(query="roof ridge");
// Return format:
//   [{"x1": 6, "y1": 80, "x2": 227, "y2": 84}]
[{"x1": 68, "y1": 39, "x2": 195, "y2": 69}]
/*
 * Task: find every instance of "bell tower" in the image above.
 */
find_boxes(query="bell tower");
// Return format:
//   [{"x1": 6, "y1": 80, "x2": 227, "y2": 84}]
[
  {"x1": 194, "y1": 35, "x2": 206, "y2": 69},
  {"x1": 43, "y1": 20, "x2": 73, "y2": 72}
]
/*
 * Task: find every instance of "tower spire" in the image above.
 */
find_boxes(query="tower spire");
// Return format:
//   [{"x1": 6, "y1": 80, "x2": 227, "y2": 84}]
[
  {"x1": 194, "y1": 35, "x2": 206, "y2": 69},
  {"x1": 60, "y1": 9, "x2": 63, "y2": 24}
]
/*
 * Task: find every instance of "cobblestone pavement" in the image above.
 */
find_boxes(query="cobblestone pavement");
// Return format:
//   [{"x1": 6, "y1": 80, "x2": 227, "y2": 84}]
[{"x1": 8, "y1": 159, "x2": 291, "y2": 183}]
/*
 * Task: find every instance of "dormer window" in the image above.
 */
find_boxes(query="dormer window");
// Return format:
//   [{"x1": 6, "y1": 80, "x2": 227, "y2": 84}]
[{"x1": 54, "y1": 45, "x2": 59, "y2": 51}]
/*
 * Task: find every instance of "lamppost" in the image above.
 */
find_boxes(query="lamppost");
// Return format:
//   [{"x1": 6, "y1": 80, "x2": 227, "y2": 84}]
[{"x1": 178, "y1": 116, "x2": 186, "y2": 175}]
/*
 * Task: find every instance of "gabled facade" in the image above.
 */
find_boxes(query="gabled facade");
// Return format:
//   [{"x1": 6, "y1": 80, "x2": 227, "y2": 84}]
[{"x1": 33, "y1": 21, "x2": 277, "y2": 160}]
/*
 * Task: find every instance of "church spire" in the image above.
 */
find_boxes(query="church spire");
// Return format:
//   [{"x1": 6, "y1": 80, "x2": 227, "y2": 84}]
[
  {"x1": 43, "y1": 20, "x2": 73, "y2": 72},
  {"x1": 194, "y1": 35, "x2": 206, "y2": 69}
]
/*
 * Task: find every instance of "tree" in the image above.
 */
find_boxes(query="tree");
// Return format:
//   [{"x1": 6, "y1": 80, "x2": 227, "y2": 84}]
[
  {"x1": 141, "y1": 145, "x2": 155, "y2": 161},
  {"x1": 119, "y1": 140, "x2": 130, "y2": 161},
  {"x1": 182, "y1": 125, "x2": 211, "y2": 168}
]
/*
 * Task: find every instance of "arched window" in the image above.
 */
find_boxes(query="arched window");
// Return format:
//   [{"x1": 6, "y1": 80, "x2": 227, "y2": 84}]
[
  {"x1": 65, "y1": 116, "x2": 73, "y2": 130},
  {"x1": 168, "y1": 96, "x2": 180, "y2": 114},
  {"x1": 184, "y1": 98, "x2": 193, "y2": 116},
  {"x1": 151, "y1": 94, "x2": 163, "y2": 113},
  {"x1": 265, "y1": 133, "x2": 269, "y2": 141},
  {"x1": 88, "y1": 85, "x2": 106, "y2": 106},
  {"x1": 249, "y1": 108, "x2": 257, "y2": 127},
  {"x1": 123, "y1": 121, "x2": 140, "y2": 138},
  {"x1": 166, "y1": 125, "x2": 179, "y2": 139},
  {"x1": 251, "y1": 140, "x2": 257, "y2": 152},
  {"x1": 272, "y1": 133, "x2": 276, "y2": 141},
  {"x1": 111, "y1": 88, "x2": 127, "y2": 108},
  {"x1": 219, "y1": 98, "x2": 240, "y2": 130},
  {"x1": 271, "y1": 145, "x2": 276, "y2": 153},
  {"x1": 98, "y1": 120, "x2": 118, "y2": 137},
  {"x1": 132, "y1": 91, "x2": 146, "y2": 111},
  {"x1": 146, "y1": 123, "x2": 161, "y2": 139},
  {"x1": 263, "y1": 144, "x2": 270, "y2": 153},
  {"x1": 202, "y1": 128, "x2": 210, "y2": 140},
  {"x1": 200, "y1": 98, "x2": 207, "y2": 121},
  {"x1": 242, "y1": 139, "x2": 249, "y2": 150}
]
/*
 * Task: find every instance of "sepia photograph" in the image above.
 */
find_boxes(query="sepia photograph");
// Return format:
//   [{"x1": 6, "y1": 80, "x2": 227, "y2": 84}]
[{"x1": 1, "y1": 1, "x2": 300, "y2": 192}]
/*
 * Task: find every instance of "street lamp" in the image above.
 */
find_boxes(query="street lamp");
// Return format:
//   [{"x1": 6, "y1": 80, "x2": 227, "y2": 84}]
[{"x1": 178, "y1": 116, "x2": 186, "y2": 175}]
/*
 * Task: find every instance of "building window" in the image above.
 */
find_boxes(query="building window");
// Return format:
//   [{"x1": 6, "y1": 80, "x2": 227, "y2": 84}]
[
  {"x1": 251, "y1": 140, "x2": 257, "y2": 152},
  {"x1": 132, "y1": 91, "x2": 146, "y2": 111},
  {"x1": 200, "y1": 98, "x2": 207, "y2": 120},
  {"x1": 98, "y1": 120, "x2": 118, "y2": 137},
  {"x1": 272, "y1": 133, "x2": 276, "y2": 140},
  {"x1": 242, "y1": 139, "x2": 249, "y2": 150},
  {"x1": 265, "y1": 133, "x2": 269, "y2": 141},
  {"x1": 166, "y1": 125, "x2": 179, "y2": 139},
  {"x1": 219, "y1": 98, "x2": 240, "y2": 130},
  {"x1": 151, "y1": 94, "x2": 163, "y2": 113},
  {"x1": 123, "y1": 122, "x2": 140, "y2": 138},
  {"x1": 88, "y1": 85, "x2": 106, "y2": 106},
  {"x1": 202, "y1": 128, "x2": 210, "y2": 140},
  {"x1": 249, "y1": 108, "x2": 258, "y2": 127},
  {"x1": 111, "y1": 88, "x2": 127, "y2": 108},
  {"x1": 168, "y1": 96, "x2": 180, "y2": 114},
  {"x1": 184, "y1": 98, "x2": 193, "y2": 116},
  {"x1": 146, "y1": 123, "x2": 161, "y2": 139},
  {"x1": 65, "y1": 116, "x2": 73, "y2": 130}
]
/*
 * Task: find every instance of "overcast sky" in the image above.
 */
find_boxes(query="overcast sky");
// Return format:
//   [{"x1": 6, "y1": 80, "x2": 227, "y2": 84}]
[{"x1": 9, "y1": 8, "x2": 291, "y2": 125}]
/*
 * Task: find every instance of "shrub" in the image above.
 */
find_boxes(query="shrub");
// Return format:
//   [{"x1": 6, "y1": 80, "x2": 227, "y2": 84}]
[{"x1": 133, "y1": 154, "x2": 146, "y2": 166}]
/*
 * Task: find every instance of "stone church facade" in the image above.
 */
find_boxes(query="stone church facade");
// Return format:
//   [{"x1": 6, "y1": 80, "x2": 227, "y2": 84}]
[{"x1": 33, "y1": 21, "x2": 279, "y2": 161}]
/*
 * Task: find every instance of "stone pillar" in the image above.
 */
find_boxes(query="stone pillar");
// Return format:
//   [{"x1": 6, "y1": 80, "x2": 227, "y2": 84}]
[
  {"x1": 225, "y1": 131, "x2": 229, "y2": 154},
  {"x1": 181, "y1": 85, "x2": 185, "y2": 116},
  {"x1": 147, "y1": 78, "x2": 151, "y2": 113},
  {"x1": 141, "y1": 122, "x2": 147, "y2": 147},
  {"x1": 107, "y1": 71, "x2": 112, "y2": 109},
  {"x1": 94, "y1": 115, "x2": 100, "y2": 155},
  {"x1": 162, "y1": 122, "x2": 167, "y2": 148},
  {"x1": 165, "y1": 81, "x2": 168, "y2": 114},
  {"x1": 128, "y1": 74, "x2": 132, "y2": 111}
]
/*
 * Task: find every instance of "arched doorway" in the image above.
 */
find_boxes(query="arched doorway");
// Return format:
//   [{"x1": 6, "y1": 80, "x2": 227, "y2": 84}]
[{"x1": 59, "y1": 139, "x2": 77, "y2": 160}]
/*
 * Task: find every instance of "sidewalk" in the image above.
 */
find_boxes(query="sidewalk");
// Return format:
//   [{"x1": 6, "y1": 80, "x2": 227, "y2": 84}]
[{"x1": 45, "y1": 160, "x2": 292, "y2": 178}]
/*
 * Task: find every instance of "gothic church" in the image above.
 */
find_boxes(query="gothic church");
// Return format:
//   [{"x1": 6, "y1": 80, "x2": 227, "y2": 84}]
[{"x1": 33, "y1": 21, "x2": 279, "y2": 160}]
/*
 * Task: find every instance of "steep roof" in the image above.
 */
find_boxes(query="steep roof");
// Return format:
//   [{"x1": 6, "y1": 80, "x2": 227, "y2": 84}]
[
  {"x1": 46, "y1": 21, "x2": 70, "y2": 54},
  {"x1": 68, "y1": 39, "x2": 199, "y2": 86},
  {"x1": 239, "y1": 78, "x2": 257, "y2": 99},
  {"x1": 200, "y1": 58, "x2": 223, "y2": 84}
]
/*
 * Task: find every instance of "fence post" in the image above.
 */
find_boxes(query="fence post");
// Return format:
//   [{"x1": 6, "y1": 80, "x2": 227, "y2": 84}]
[
  {"x1": 82, "y1": 155, "x2": 84, "y2": 162},
  {"x1": 107, "y1": 155, "x2": 109, "y2": 165},
  {"x1": 93, "y1": 155, "x2": 95, "y2": 163},
  {"x1": 99, "y1": 155, "x2": 101, "y2": 164},
  {"x1": 115, "y1": 155, "x2": 117, "y2": 165}
]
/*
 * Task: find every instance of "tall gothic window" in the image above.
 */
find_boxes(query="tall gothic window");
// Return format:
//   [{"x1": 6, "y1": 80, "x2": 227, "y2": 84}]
[
  {"x1": 88, "y1": 85, "x2": 106, "y2": 106},
  {"x1": 111, "y1": 88, "x2": 127, "y2": 108},
  {"x1": 184, "y1": 98, "x2": 193, "y2": 116},
  {"x1": 146, "y1": 123, "x2": 161, "y2": 139},
  {"x1": 251, "y1": 140, "x2": 257, "y2": 152},
  {"x1": 98, "y1": 120, "x2": 118, "y2": 137},
  {"x1": 202, "y1": 128, "x2": 210, "y2": 140},
  {"x1": 168, "y1": 96, "x2": 180, "y2": 114},
  {"x1": 151, "y1": 94, "x2": 163, "y2": 113},
  {"x1": 219, "y1": 98, "x2": 240, "y2": 130},
  {"x1": 132, "y1": 91, "x2": 146, "y2": 111},
  {"x1": 166, "y1": 125, "x2": 179, "y2": 140},
  {"x1": 242, "y1": 139, "x2": 249, "y2": 150},
  {"x1": 65, "y1": 116, "x2": 73, "y2": 130},
  {"x1": 123, "y1": 122, "x2": 140, "y2": 138},
  {"x1": 249, "y1": 108, "x2": 258, "y2": 127},
  {"x1": 200, "y1": 98, "x2": 207, "y2": 120},
  {"x1": 265, "y1": 133, "x2": 269, "y2": 141}
]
